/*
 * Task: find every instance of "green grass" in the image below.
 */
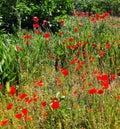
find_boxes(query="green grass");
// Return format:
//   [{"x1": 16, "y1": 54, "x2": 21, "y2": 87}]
[{"x1": 0, "y1": 13, "x2": 120, "y2": 129}]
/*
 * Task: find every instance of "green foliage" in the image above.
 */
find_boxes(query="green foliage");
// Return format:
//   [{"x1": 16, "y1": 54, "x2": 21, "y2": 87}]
[
  {"x1": 0, "y1": 34, "x2": 19, "y2": 87},
  {"x1": 0, "y1": 0, "x2": 75, "y2": 33},
  {"x1": 75, "y1": 0, "x2": 120, "y2": 15}
]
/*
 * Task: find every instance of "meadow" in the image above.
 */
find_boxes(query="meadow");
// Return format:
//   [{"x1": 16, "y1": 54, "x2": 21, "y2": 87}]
[{"x1": 1, "y1": 12, "x2": 120, "y2": 129}]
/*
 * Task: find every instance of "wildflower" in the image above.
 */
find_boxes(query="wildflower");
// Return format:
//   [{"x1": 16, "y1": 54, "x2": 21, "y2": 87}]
[
  {"x1": 102, "y1": 81, "x2": 110, "y2": 89},
  {"x1": 87, "y1": 34, "x2": 91, "y2": 38},
  {"x1": 33, "y1": 16, "x2": 39, "y2": 23},
  {"x1": 51, "y1": 101, "x2": 60, "y2": 109},
  {"x1": 33, "y1": 23, "x2": 39, "y2": 29},
  {"x1": 95, "y1": 13, "x2": 100, "y2": 20},
  {"x1": 43, "y1": 32, "x2": 51, "y2": 38},
  {"x1": 106, "y1": 43, "x2": 111, "y2": 49},
  {"x1": 59, "y1": 31, "x2": 63, "y2": 36},
  {"x1": 88, "y1": 88, "x2": 97, "y2": 94},
  {"x1": 92, "y1": 43, "x2": 96, "y2": 47},
  {"x1": 25, "y1": 40, "x2": 30, "y2": 45},
  {"x1": 101, "y1": 74, "x2": 109, "y2": 81},
  {"x1": 21, "y1": 108, "x2": 28, "y2": 116},
  {"x1": 88, "y1": 109, "x2": 92, "y2": 113},
  {"x1": 15, "y1": 113, "x2": 22, "y2": 119},
  {"x1": 36, "y1": 80, "x2": 43, "y2": 87},
  {"x1": 75, "y1": 64, "x2": 82, "y2": 72},
  {"x1": 24, "y1": 34, "x2": 32, "y2": 39},
  {"x1": 0, "y1": 119, "x2": 9, "y2": 127},
  {"x1": 36, "y1": 30, "x2": 41, "y2": 35},
  {"x1": 0, "y1": 84, "x2": 3, "y2": 89},
  {"x1": 55, "y1": 77, "x2": 61, "y2": 86},
  {"x1": 7, "y1": 103, "x2": 13, "y2": 110},
  {"x1": 62, "y1": 41, "x2": 66, "y2": 44},
  {"x1": 33, "y1": 93, "x2": 39, "y2": 101},
  {"x1": 41, "y1": 101, "x2": 47, "y2": 107},
  {"x1": 21, "y1": 62, "x2": 25, "y2": 67},
  {"x1": 24, "y1": 98, "x2": 33, "y2": 103},
  {"x1": 98, "y1": 50, "x2": 105, "y2": 57},
  {"x1": 110, "y1": 74, "x2": 116, "y2": 81},
  {"x1": 51, "y1": 97, "x2": 57, "y2": 102},
  {"x1": 78, "y1": 23, "x2": 83, "y2": 27},
  {"x1": 58, "y1": 19, "x2": 64, "y2": 23},
  {"x1": 42, "y1": 111, "x2": 48, "y2": 120},
  {"x1": 43, "y1": 20, "x2": 47, "y2": 24},
  {"x1": 81, "y1": 85, "x2": 85, "y2": 90},
  {"x1": 97, "y1": 89, "x2": 104, "y2": 94},
  {"x1": 72, "y1": 90, "x2": 78, "y2": 94},
  {"x1": 61, "y1": 69, "x2": 69, "y2": 76},
  {"x1": 68, "y1": 37, "x2": 74, "y2": 42},
  {"x1": 103, "y1": 12, "x2": 109, "y2": 17},
  {"x1": 74, "y1": 28, "x2": 78, "y2": 32},
  {"x1": 100, "y1": 105, "x2": 105, "y2": 110},
  {"x1": 70, "y1": 59, "x2": 79, "y2": 65},
  {"x1": 26, "y1": 115, "x2": 32, "y2": 121},
  {"x1": 18, "y1": 93, "x2": 27, "y2": 99},
  {"x1": 15, "y1": 45, "x2": 22, "y2": 51},
  {"x1": 21, "y1": 69, "x2": 26, "y2": 73},
  {"x1": 90, "y1": 17, "x2": 95, "y2": 21},
  {"x1": 8, "y1": 86, "x2": 16, "y2": 96},
  {"x1": 116, "y1": 95, "x2": 120, "y2": 99}
]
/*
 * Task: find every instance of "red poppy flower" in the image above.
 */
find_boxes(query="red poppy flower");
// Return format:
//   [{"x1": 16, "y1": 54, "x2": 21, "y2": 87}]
[
  {"x1": 15, "y1": 45, "x2": 22, "y2": 51},
  {"x1": 43, "y1": 20, "x2": 47, "y2": 24},
  {"x1": 68, "y1": 37, "x2": 74, "y2": 42},
  {"x1": 110, "y1": 74, "x2": 116, "y2": 81},
  {"x1": 41, "y1": 101, "x2": 47, "y2": 107},
  {"x1": 62, "y1": 41, "x2": 66, "y2": 44},
  {"x1": 33, "y1": 16, "x2": 39, "y2": 23},
  {"x1": 51, "y1": 97, "x2": 57, "y2": 102},
  {"x1": 15, "y1": 113, "x2": 22, "y2": 119},
  {"x1": 33, "y1": 23, "x2": 39, "y2": 29},
  {"x1": 25, "y1": 115, "x2": 32, "y2": 121},
  {"x1": 78, "y1": 23, "x2": 83, "y2": 27},
  {"x1": 21, "y1": 69, "x2": 26, "y2": 73},
  {"x1": 21, "y1": 108, "x2": 28, "y2": 116},
  {"x1": 0, "y1": 119, "x2": 9, "y2": 127},
  {"x1": 97, "y1": 89, "x2": 104, "y2": 94},
  {"x1": 116, "y1": 95, "x2": 120, "y2": 99},
  {"x1": 74, "y1": 28, "x2": 78, "y2": 32},
  {"x1": 18, "y1": 93, "x2": 27, "y2": 99},
  {"x1": 92, "y1": 43, "x2": 96, "y2": 47},
  {"x1": 59, "y1": 31, "x2": 63, "y2": 36},
  {"x1": 61, "y1": 69, "x2": 69, "y2": 76},
  {"x1": 24, "y1": 34, "x2": 32, "y2": 39},
  {"x1": 58, "y1": 19, "x2": 64, "y2": 23},
  {"x1": 88, "y1": 88, "x2": 97, "y2": 94},
  {"x1": 8, "y1": 86, "x2": 16, "y2": 96},
  {"x1": 51, "y1": 101, "x2": 60, "y2": 109},
  {"x1": 0, "y1": 84, "x2": 3, "y2": 89},
  {"x1": 106, "y1": 43, "x2": 111, "y2": 49},
  {"x1": 70, "y1": 59, "x2": 79, "y2": 65},
  {"x1": 26, "y1": 40, "x2": 31, "y2": 45},
  {"x1": 7, "y1": 103, "x2": 13, "y2": 110},
  {"x1": 43, "y1": 32, "x2": 51, "y2": 38},
  {"x1": 36, "y1": 80, "x2": 43, "y2": 87},
  {"x1": 72, "y1": 90, "x2": 78, "y2": 94},
  {"x1": 36, "y1": 30, "x2": 41, "y2": 35}
]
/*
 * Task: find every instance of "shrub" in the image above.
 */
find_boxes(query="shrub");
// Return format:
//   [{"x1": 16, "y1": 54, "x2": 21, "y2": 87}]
[
  {"x1": 0, "y1": 0, "x2": 75, "y2": 33},
  {"x1": 75, "y1": 0, "x2": 120, "y2": 15}
]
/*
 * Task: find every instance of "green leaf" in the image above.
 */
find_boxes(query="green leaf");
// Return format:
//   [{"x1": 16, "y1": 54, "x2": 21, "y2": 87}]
[{"x1": 6, "y1": 81, "x2": 10, "y2": 92}]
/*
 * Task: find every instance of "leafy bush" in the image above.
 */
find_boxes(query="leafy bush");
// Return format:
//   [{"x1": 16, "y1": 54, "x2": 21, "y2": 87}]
[
  {"x1": 0, "y1": 0, "x2": 75, "y2": 33},
  {"x1": 75, "y1": 0, "x2": 120, "y2": 15}
]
